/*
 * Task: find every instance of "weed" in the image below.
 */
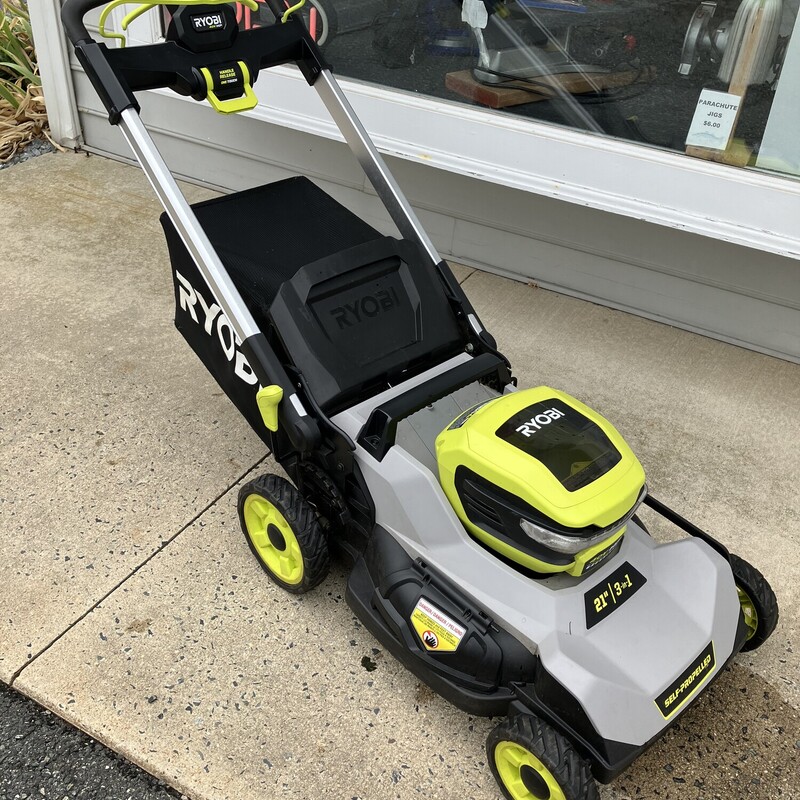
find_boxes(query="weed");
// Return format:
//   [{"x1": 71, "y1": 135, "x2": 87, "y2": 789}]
[{"x1": 0, "y1": 0, "x2": 50, "y2": 162}]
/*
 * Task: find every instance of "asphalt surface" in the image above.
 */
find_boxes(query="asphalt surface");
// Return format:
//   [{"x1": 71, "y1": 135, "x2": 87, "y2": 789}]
[{"x1": 0, "y1": 682, "x2": 180, "y2": 800}]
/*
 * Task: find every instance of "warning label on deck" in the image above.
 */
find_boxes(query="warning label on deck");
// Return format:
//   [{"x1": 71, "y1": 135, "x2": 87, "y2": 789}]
[{"x1": 410, "y1": 597, "x2": 466, "y2": 652}]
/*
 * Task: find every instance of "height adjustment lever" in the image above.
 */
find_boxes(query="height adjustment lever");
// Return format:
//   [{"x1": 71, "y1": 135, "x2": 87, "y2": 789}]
[{"x1": 195, "y1": 61, "x2": 258, "y2": 114}]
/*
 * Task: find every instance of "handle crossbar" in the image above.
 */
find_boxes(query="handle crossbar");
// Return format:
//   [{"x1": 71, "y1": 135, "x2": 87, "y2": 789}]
[
  {"x1": 62, "y1": 0, "x2": 328, "y2": 125},
  {"x1": 97, "y1": 0, "x2": 260, "y2": 47}
]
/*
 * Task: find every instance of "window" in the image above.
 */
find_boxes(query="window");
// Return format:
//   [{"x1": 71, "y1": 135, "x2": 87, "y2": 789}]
[{"x1": 237, "y1": 0, "x2": 800, "y2": 180}]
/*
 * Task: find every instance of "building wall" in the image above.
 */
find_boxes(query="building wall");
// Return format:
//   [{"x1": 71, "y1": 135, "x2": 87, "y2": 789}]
[{"x1": 70, "y1": 66, "x2": 800, "y2": 362}]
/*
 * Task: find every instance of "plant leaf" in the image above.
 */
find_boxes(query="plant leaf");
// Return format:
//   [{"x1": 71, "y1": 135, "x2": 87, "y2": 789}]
[
  {"x1": 0, "y1": 81, "x2": 21, "y2": 110},
  {"x1": 0, "y1": 61, "x2": 38, "y2": 85}
]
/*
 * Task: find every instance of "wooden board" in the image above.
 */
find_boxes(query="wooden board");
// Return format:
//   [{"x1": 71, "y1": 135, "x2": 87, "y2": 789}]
[
  {"x1": 685, "y1": 5, "x2": 764, "y2": 165},
  {"x1": 445, "y1": 67, "x2": 656, "y2": 109},
  {"x1": 685, "y1": 138, "x2": 753, "y2": 166}
]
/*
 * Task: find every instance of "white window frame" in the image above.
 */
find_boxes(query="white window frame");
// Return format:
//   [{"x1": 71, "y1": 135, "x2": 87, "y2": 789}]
[
  {"x1": 29, "y1": 0, "x2": 81, "y2": 146},
  {"x1": 242, "y1": 65, "x2": 800, "y2": 260},
  {"x1": 42, "y1": 5, "x2": 800, "y2": 259}
]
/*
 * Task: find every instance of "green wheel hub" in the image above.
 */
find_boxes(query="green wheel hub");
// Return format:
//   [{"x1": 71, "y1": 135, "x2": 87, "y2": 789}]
[
  {"x1": 243, "y1": 494, "x2": 304, "y2": 585},
  {"x1": 737, "y1": 585, "x2": 759, "y2": 641},
  {"x1": 494, "y1": 741, "x2": 567, "y2": 800}
]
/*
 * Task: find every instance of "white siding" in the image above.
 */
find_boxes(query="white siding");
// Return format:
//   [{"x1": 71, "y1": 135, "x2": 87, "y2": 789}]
[{"x1": 66, "y1": 62, "x2": 800, "y2": 362}]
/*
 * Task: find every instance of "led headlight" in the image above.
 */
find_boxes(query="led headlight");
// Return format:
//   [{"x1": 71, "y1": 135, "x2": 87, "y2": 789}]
[{"x1": 518, "y1": 485, "x2": 647, "y2": 555}]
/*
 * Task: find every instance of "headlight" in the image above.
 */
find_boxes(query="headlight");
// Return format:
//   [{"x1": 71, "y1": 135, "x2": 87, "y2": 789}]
[{"x1": 518, "y1": 485, "x2": 647, "y2": 555}]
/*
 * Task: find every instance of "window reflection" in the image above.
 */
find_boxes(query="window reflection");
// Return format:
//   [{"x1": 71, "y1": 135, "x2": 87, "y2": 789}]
[{"x1": 236, "y1": 0, "x2": 800, "y2": 176}]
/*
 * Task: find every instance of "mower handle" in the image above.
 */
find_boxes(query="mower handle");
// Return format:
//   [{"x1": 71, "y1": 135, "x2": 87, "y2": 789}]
[
  {"x1": 61, "y1": 0, "x2": 328, "y2": 126},
  {"x1": 60, "y1": 0, "x2": 327, "y2": 455},
  {"x1": 62, "y1": 0, "x2": 107, "y2": 44},
  {"x1": 61, "y1": 0, "x2": 288, "y2": 45}
]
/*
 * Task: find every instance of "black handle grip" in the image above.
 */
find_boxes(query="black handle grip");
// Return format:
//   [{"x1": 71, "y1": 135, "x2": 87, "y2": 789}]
[
  {"x1": 61, "y1": 0, "x2": 106, "y2": 44},
  {"x1": 62, "y1": 0, "x2": 329, "y2": 122}
]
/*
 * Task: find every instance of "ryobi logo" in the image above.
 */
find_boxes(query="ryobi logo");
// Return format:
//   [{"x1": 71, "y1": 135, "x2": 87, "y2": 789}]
[
  {"x1": 330, "y1": 287, "x2": 401, "y2": 329},
  {"x1": 515, "y1": 407, "x2": 565, "y2": 437},
  {"x1": 191, "y1": 12, "x2": 225, "y2": 31},
  {"x1": 175, "y1": 271, "x2": 259, "y2": 388}
]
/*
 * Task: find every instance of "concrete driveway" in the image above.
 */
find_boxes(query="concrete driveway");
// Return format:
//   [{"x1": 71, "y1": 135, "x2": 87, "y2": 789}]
[{"x1": 1, "y1": 151, "x2": 798, "y2": 800}]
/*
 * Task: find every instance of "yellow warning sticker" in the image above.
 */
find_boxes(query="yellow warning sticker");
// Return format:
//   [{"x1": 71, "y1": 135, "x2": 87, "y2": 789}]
[{"x1": 410, "y1": 597, "x2": 466, "y2": 652}]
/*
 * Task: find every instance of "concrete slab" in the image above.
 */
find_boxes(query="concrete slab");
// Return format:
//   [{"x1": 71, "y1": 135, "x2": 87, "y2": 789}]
[
  {"x1": 17, "y1": 484, "x2": 498, "y2": 800},
  {"x1": 448, "y1": 262, "x2": 474, "y2": 284},
  {"x1": 0, "y1": 152, "x2": 265, "y2": 681},
  {"x1": 16, "y1": 481, "x2": 800, "y2": 800},
  {"x1": 6, "y1": 153, "x2": 799, "y2": 800}
]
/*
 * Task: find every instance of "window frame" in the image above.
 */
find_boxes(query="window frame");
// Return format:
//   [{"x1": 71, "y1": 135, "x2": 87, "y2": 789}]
[{"x1": 117, "y1": 9, "x2": 800, "y2": 259}]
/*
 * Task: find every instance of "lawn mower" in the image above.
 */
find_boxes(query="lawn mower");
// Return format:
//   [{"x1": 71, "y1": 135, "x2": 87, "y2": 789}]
[{"x1": 61, "y1": 1, "x2": 779, "y2": 797}]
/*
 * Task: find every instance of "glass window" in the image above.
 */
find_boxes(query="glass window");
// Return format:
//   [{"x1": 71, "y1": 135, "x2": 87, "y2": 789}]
[{"x1": 240, "y1": 0, "x2": 800, "y2": 179}]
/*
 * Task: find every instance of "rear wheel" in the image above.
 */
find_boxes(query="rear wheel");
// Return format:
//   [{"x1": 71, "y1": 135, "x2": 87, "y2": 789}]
[
  {"x1": 238, "y1": 473, "x2": 329, "y2": 594},
  {"x1": 730, "y1": 553, "x2": 778, "y2": 651},
  {"x1": 487, "y1": 714, "x2": 599, "y2": 800}
]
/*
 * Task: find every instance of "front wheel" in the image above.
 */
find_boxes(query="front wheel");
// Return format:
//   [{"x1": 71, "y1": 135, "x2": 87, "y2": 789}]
[
  {"x1": 487, "y1": 714, "x2": 599, "y2": 800},
  {"x1": 730, "y1": 553, "x2": 778, "y2": 651},
  {"x1": 238, "y1": 473, "x2": 329, "y2": 594}
]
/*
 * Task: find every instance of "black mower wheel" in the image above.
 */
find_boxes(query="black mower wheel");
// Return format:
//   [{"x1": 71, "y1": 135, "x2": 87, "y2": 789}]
[
  {"x1": 487, "y1": 713, "x2": 599, "y2": 800},
  {"x1": 729, "y1": 553, "x2": 778, "y2": 651},
  {"x1": 237, "y1": 473, "x2": 329, "y2": 594}
]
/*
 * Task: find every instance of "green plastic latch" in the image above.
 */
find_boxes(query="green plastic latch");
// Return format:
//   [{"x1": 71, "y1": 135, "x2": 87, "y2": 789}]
[
  {"x1": 200, "y1": 61, "x2": 257, "y2": 115},
  {"x1": 256, "y1": 385, "x2": 284, "y2": 432}
]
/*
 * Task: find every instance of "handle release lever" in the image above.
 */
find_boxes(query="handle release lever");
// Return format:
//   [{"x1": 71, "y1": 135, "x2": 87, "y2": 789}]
[{"x1": 198, "y1": 60, "x2": 258, "y2": 114}]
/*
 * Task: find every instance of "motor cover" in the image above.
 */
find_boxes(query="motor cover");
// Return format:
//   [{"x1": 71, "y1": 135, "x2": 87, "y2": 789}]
[{"x1": 436, "y1": 387, "x2": 646, "y2": 576}]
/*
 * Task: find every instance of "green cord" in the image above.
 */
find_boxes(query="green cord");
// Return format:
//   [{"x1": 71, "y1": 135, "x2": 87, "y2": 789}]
[{"x1": 281, "y1": 0, "x2": 306, "y2": 23}]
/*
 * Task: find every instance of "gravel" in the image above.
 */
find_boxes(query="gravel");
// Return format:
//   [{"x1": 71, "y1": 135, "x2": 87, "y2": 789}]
[
  {"x1": 0, "y1": 138, "x2": 56, "y2": 171},
  {"x1": 0, "y1": 681, "x2": 181, "y2": 800}
]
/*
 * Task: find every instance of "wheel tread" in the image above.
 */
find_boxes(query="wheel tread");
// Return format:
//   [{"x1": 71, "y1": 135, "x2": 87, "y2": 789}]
[
  {"x1": 488, "y1": 713, "x2": 600, "y2": 800},
  {"x1": 238, "y1": 473, "x2": 330, "y2": 594},
  {"x1": 729, "y1": 553, "x2": 779, "y2": 651}
]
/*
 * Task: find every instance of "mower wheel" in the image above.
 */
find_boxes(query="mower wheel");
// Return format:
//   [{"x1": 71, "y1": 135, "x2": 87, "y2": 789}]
[
  {"x1": 238, "y1": 473, "x2": 329, "y2": 594},
  {"x1": 730, "y1": 553, "x2": 778, "y2": 651},
  {"x1": 487, "y1": 713, "x2": 599, "y2": 800}
]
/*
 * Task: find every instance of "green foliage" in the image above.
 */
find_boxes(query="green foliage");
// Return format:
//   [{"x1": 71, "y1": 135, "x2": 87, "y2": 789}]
[
  {"x1": 0, "y1": 0, "x2": 40, "y2": 110},
  {"x1": 0, "y1": 0, "x2": 49, "y2": 161}
]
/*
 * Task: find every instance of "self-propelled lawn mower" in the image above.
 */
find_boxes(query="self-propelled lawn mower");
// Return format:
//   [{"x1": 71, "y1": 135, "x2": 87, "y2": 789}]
[{"x1": 61, "y1": 1, "x2": 779, "y2": 797}]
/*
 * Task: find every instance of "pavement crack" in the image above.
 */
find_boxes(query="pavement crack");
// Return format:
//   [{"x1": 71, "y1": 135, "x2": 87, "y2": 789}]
[{"x1": 9, "y1": 454, "x2": 270, "y2": 685}]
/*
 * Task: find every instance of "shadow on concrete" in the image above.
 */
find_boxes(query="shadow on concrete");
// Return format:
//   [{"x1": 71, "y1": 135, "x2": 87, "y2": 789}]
[{"x1": 607, "y1": 664, "x2": 800, "y2": 799}]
